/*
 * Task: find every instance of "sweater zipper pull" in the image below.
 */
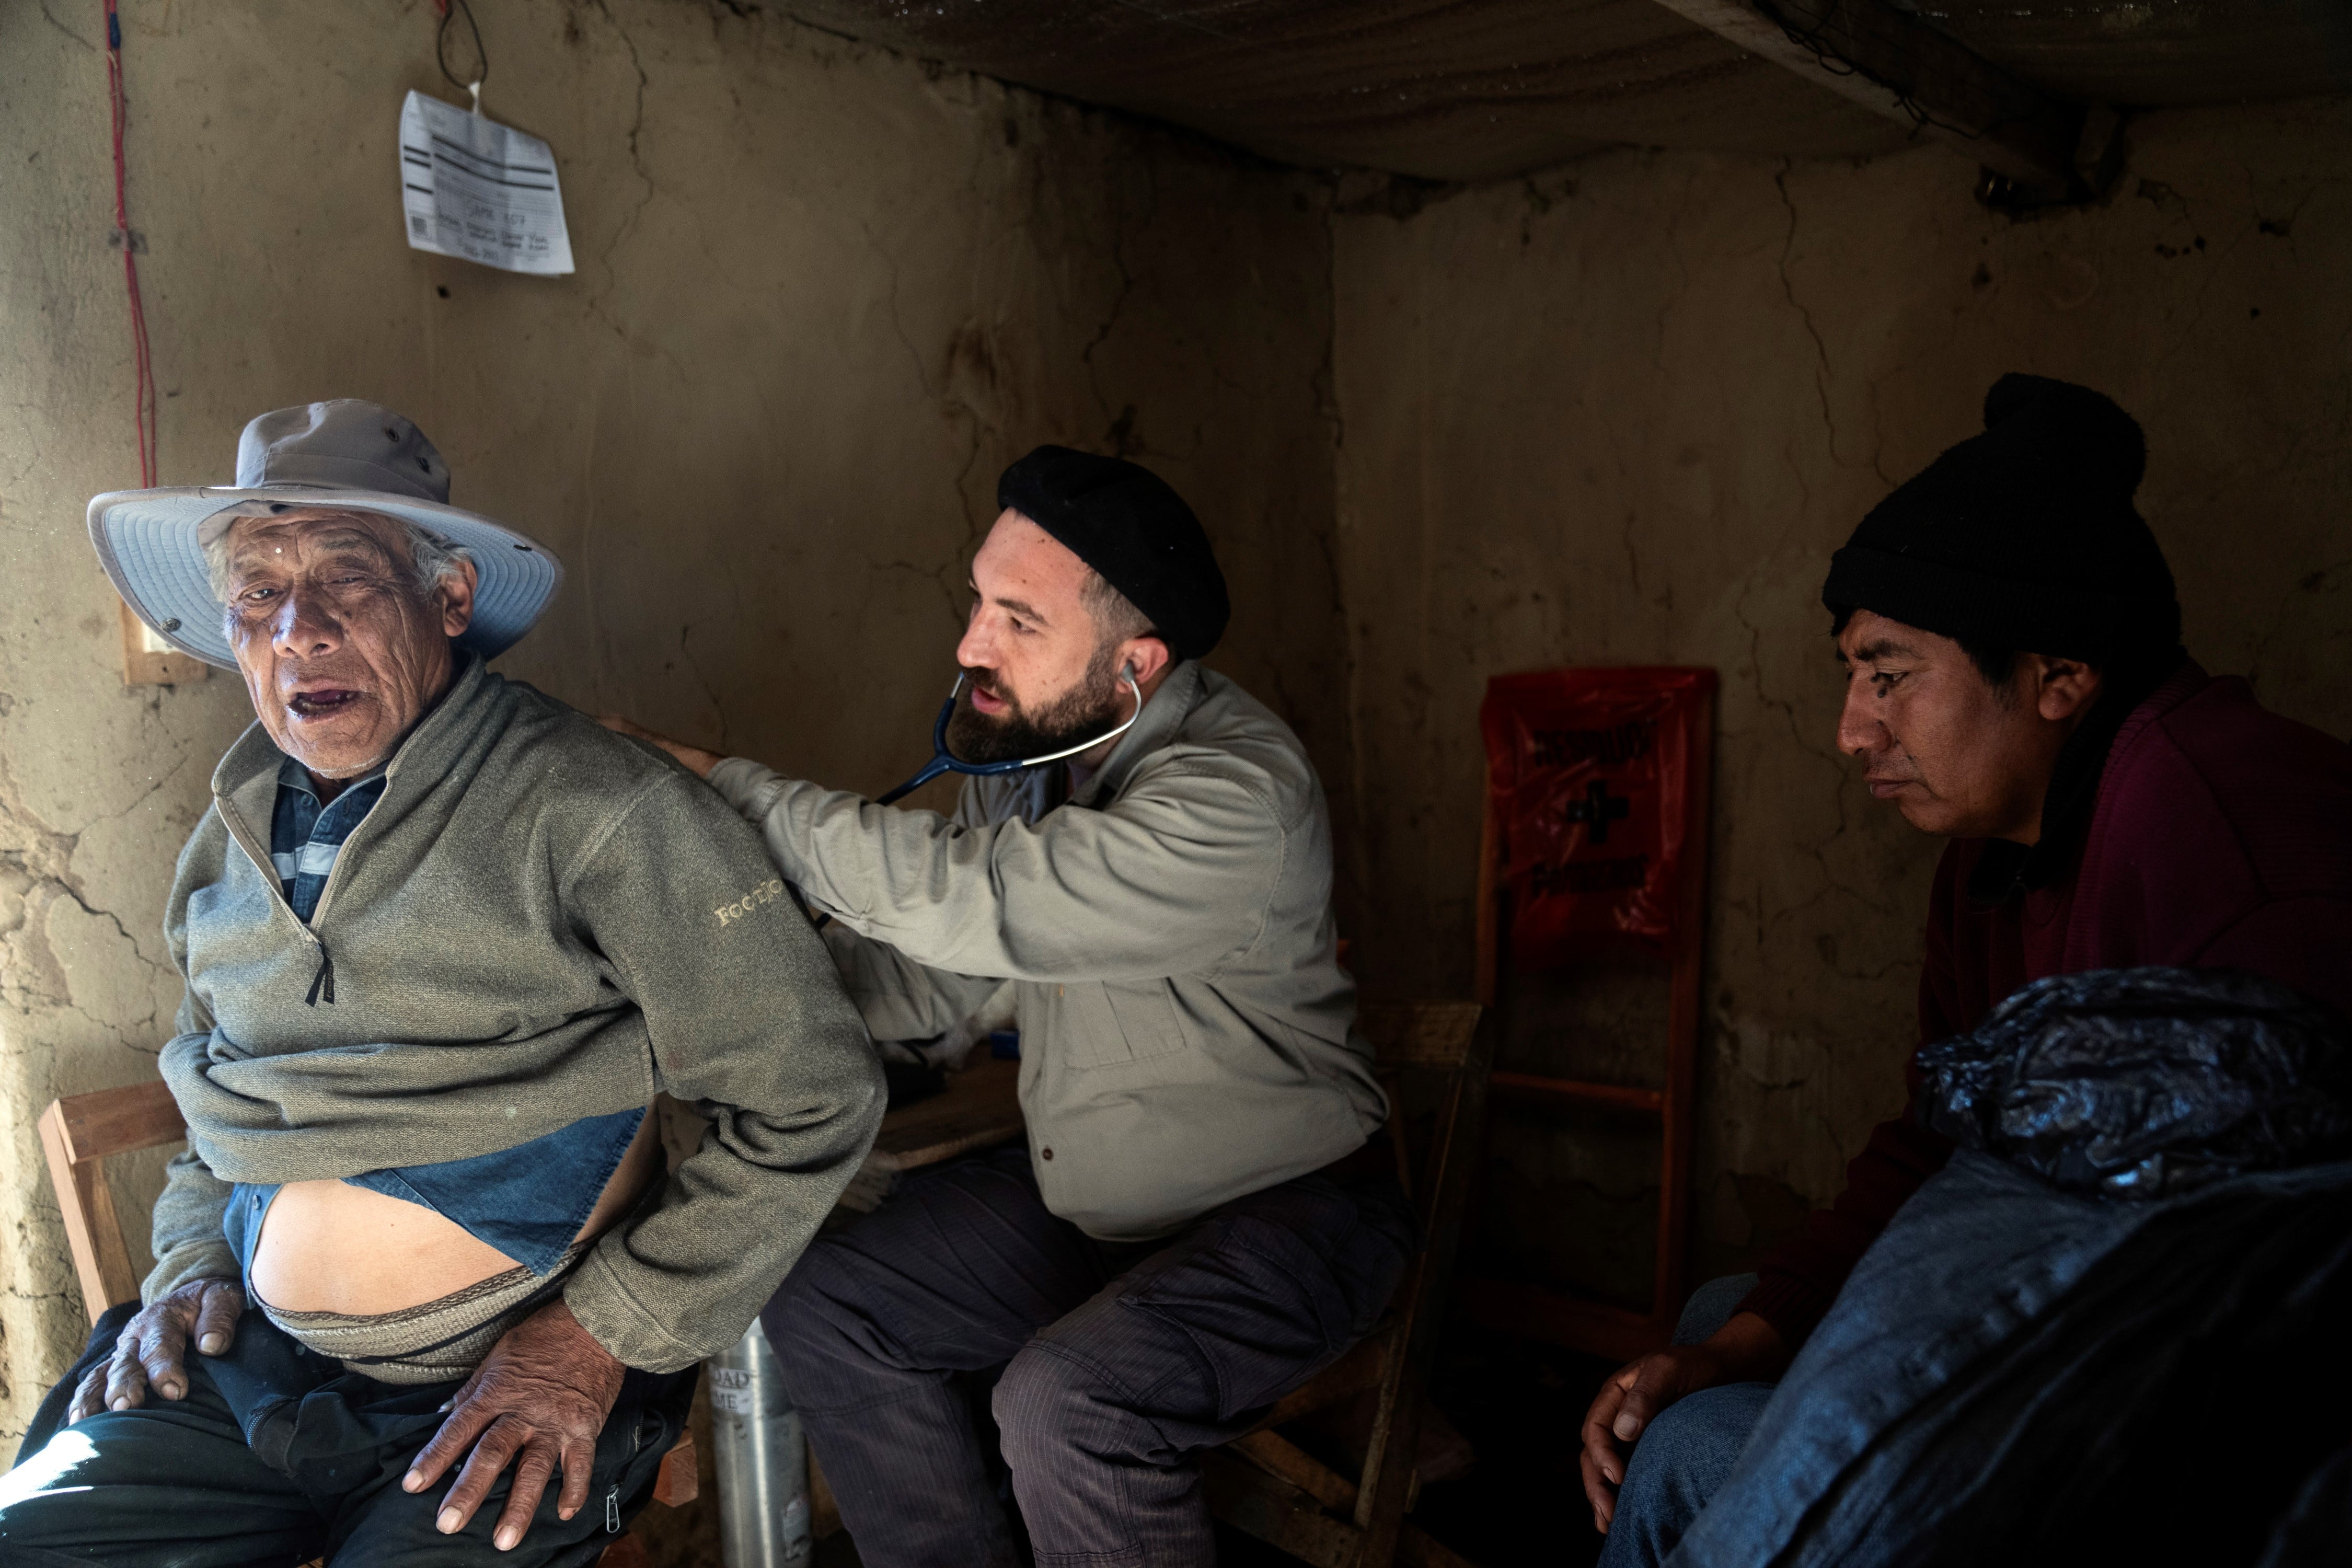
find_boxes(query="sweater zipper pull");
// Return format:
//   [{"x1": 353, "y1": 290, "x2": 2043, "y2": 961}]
[{"x1": 304, "y1": 942, "x2": 336, "y2": 1007}]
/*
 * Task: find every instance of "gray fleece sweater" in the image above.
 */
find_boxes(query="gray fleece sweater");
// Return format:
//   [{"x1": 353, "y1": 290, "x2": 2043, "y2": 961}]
[{"x1": 148, "y1": 655, "x2": 884, "y2": 1373}]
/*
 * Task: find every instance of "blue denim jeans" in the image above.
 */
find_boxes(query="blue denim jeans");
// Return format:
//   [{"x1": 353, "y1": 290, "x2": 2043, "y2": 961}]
[
  {"x1": 763, "y1": 1144, "x2": 1415, "y2": 1568},
  {"x1": 1669, "y1": 1152, "x2": 2352, "y2": 1568},
  {"x1": 1594, "y1": 1274, "x2": 1773, "y2": 1568}
]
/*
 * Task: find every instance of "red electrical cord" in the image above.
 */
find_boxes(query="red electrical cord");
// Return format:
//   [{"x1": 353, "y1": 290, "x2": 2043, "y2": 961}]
[{"x1": 103, "y1": 0, "x2": 157, "y2": 487}]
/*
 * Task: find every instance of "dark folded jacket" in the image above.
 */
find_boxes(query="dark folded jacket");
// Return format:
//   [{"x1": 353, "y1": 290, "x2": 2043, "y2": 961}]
[{"x1": 1673, "y1": 969, "x2": 2352, "y2": 1567}]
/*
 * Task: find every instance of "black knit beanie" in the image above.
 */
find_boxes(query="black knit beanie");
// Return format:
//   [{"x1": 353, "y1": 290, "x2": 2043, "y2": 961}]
[
  {"x1": 1821, "y1": 374, "x2": 2181, "y2": 663},
  {"x1": 998, "y1": 446, "x2": 1230, "y2": 661}
]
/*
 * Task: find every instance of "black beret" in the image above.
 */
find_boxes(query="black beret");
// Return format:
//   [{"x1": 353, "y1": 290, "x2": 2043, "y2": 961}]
[
  {"x1": 997, "y1": 445, "x2": 1230, "y2": 661},
  {"x1": 1821, "y1": 374, "x2": 2181, "y2": 663}
]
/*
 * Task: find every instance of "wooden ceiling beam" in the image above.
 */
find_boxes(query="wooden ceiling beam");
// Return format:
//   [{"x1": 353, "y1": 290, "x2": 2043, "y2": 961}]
[{"x1": 1648, "y1": 0, "x2": 2089, "y2": 193}]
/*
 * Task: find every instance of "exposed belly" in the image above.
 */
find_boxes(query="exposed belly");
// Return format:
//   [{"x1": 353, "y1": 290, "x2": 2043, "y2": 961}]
[{"x1": 248, "y1": 1106, "x2": 665, "y2": 1315}]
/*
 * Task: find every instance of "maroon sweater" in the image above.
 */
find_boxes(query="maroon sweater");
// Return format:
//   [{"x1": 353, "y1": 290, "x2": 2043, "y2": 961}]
[{"x1": 1740, "y1": 662, "x2": 2352, "y2": 1345}]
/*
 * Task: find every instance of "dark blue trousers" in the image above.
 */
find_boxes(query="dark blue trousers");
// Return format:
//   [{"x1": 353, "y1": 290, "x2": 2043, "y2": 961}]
[
  {"x1": 0, "y1": 1306, "x2": 695, "y2": 1567},
  {"x1": 764, "y1": 1145, "x2": 1415, "y2": 1568},
  {"x1": 1595, "y1": 1274, "x2": 1772, "y2": 1568}
]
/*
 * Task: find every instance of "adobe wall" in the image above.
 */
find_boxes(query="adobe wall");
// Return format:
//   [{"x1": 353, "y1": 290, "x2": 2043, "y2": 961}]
[{"x1": 9, "y1": 0, "x2": 2347, "y2": 1505}]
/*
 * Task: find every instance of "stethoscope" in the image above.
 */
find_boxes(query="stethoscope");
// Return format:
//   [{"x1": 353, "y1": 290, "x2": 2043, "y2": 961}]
[{"x1": 875, "y1": 667, "x2": 1145, "y2": 805}]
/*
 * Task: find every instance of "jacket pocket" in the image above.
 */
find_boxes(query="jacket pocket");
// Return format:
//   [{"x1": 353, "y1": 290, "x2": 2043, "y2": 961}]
[{"x1": 1064, "y1": 981, "x2": 1190, "y2": 1070}]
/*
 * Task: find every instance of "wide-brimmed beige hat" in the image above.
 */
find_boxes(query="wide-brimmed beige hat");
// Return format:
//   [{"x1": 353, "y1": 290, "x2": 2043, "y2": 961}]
[{"x1": 88, "y1": 399, "x2": 563, "y2": 670}]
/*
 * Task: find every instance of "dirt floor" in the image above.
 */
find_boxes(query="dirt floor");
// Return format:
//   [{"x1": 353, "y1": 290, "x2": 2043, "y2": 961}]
[{"x1": 1409, "y1": 1327, "x2": 1617, "y2": 1567}]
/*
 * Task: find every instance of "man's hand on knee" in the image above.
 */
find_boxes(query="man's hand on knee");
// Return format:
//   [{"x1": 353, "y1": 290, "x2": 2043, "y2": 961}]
[
  {"x1": 1578, "y1": 1310, "x2": 1787, "y2": 1535},
  {"x1": 402, "y1": 1301, "x2": 627, "y2": 1552},
  {"x1": 66, "y1": 1277, "x2": 244, "y2": 1424}
]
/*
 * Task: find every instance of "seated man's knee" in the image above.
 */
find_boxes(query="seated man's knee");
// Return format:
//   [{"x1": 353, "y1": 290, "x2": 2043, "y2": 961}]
[
  {"x1": 992, "y1": 1342, "x2": 1114, "y2": 1471},
  {"x1": 1602, "y1": 1384, "x2": 1774, "y2": 1567},
  {"x1": 760, "y1": 1239, "x2": 865, "y2": 1375},
  {"x1": 1624, "y1": 1388, "x2": 1747, "y2": 1493}
]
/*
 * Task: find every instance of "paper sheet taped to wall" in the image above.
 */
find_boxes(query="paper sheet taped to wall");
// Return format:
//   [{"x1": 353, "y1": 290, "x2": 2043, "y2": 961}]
[
  {"x1": 1480, "y1": 666, "x2": 1716, "y2": 965},
  {"x1": 398, "y1": 90, "x2": 574, "y2": 275}
]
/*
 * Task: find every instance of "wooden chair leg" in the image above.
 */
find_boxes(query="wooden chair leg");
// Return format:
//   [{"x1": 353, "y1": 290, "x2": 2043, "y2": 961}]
[
  {"x1": 651, "y1": 1433, "x2": 699, "y2": 1506},
  {"x1": 1210, "y1": 1437, "x2": 1485, "y2": 1568},
  {"x1": 1203, "y1": 1448, "x2": 1363, "y2": 1568},
  {"x1": 597, "y1": 1534, "x2": 652, "y2": 1567},
  {"x1": 810, "y1": 1442, "x2": 845, "y2": 1537},
  {"x1": 1398, "y1": 1520, "x2": 1481, "y2": 1568},
  {"x1": 1232, "y1": 1428, "x2": 1357, "y2": 1512},
  {"x1": 38, "y1": 1099, "x2": 141, "y2": 1324},
  {"x1": 1352, "y1": 1367, "x2": 1428, "y2": 1567}
]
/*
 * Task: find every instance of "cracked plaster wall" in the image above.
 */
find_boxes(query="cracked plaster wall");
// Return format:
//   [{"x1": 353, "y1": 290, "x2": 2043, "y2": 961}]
[
  {"x1": 0, "y1": 0, "x2": 1344, "y2": 1471},
  {"x1": 1330, "y1": 99, "x2": 2352, "y2": 1299},
  {"x1": 9, "y1": 0, "x2": 2349, "y2": 1496}
]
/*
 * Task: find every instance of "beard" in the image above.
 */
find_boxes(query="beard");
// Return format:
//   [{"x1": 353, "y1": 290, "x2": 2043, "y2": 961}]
[{"x1": 946, "y1": 642, "x2": 1129, "y2": 765}]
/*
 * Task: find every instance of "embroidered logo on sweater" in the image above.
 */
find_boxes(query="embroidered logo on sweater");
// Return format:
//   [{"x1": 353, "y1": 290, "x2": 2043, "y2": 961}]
[{"x1": 714, "y1": 878, "x2": 786, "y2": 927}]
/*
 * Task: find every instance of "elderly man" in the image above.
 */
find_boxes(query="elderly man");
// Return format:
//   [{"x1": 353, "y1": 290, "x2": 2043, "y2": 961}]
[
  {"x1": 1579, "y1": 375, "x2": 2352, "y2": 1565},
  {"x1": 613, "y1": 447, "x2": 1408, "y2": 1568},
  {"x1": 0, "y1": 401, "x2": 883, "y2": 1566}
]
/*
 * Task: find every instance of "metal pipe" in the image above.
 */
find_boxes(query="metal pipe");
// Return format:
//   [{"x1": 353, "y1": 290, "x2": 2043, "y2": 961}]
[{"x1": 707, "y1": 1320, "x2": 813, "y2": 1567}]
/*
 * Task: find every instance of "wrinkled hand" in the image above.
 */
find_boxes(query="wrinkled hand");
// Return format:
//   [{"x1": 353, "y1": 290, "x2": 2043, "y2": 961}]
[
  {"x1": 402, "y1": 1301, "x2": 627, "y2": 1552},
  {"x1": 1579, "y1": 1311, "x2": 1786, "y2": 1535},
  {"x1": 596, "y1": 714, "x2": 724, "y2": 780},
  {"x1": 67, "y1": 1276, "x2": 245, "y2": 1423}
]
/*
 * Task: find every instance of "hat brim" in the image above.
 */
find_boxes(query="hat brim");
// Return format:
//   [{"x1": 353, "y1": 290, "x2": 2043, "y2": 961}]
[{"x1": 87, "y1": 485, "x2": 563, "y2": 671}]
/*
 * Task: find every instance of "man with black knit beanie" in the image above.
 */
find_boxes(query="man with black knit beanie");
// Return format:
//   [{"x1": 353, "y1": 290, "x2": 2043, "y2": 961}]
[{"x1": 1578, "y1": 374, "x2": 2352, "y2": 1567}]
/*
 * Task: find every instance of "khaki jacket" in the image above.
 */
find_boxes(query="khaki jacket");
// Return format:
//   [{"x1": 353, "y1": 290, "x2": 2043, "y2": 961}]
[{"x1": 707, "y1": 662, "x2": 1386, "y2": 1240}]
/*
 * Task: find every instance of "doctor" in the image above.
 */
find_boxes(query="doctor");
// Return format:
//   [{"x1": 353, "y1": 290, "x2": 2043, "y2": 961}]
[{"x1": 610, "y1": 446, "x2": 1406, "y2": 1568}]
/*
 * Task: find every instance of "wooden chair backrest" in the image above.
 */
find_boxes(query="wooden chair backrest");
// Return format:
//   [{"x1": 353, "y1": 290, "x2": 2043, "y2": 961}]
[
  {"x1": 1356, "y1": 1001, "x2": 1483, "y2": 1074},
  {"x1": 39, "y1": 1079, "x2": 187, "y2": 1326},
  {"x1": 1354, "y1": 1000, "x2": 1485, "y2": 1220}
]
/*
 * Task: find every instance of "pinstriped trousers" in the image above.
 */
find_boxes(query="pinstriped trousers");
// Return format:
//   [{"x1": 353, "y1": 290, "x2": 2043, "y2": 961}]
[{"x1": 762, "y1": 1145, "x2": 1414, "y2": 1568}]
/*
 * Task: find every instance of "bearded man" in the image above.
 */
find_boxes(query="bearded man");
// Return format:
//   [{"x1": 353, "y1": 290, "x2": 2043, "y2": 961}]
[{"x1": 610, "y1": 447, "x2": 1406, "y2": 1568}]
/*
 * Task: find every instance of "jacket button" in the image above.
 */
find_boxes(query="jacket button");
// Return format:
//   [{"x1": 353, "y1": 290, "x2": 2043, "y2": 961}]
[{"x1": 1041, "y1": 1148, "x2": 1054, "y2": 1161}]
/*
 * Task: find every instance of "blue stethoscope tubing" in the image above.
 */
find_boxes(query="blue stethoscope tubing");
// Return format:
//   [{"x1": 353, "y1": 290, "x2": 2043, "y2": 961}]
[{"x1": 875, "y1": 669, "x2": 1145, "y2": 806}]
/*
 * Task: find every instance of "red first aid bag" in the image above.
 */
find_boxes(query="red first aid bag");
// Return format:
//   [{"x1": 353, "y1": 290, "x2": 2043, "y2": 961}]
[{"x1": 1479, "y1": 666, "x2": 1716, "y2": 966}]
